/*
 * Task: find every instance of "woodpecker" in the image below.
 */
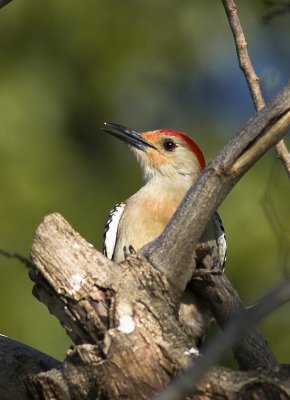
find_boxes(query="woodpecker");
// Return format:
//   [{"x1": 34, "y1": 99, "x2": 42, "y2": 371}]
[{"x1": 102, "y1": 122, "x2": 226, "y2": 344}]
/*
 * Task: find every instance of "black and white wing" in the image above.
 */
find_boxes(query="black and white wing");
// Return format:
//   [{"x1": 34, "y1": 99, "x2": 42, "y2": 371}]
[
  {"x1": 213, "y1": 212, "x2": 227, "y2": 270},
  {"x1": 103, "y1": 202, "x2": 126, "y2": 260}
]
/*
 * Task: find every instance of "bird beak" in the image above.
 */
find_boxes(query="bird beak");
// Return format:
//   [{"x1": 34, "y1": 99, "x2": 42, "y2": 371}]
[{"x1": 102, "y1": 122, "x2": 156, "y2": 151}]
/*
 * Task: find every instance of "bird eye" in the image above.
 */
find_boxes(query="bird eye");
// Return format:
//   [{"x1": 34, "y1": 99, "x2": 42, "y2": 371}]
[{"x1": 163, "y1": 139, "x2": 176, "y2": 152}]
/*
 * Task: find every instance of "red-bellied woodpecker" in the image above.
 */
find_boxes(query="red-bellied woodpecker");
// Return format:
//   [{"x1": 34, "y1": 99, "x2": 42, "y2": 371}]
[{"x1": 102, "y1": 122, "x2": 226, "y2": 345}]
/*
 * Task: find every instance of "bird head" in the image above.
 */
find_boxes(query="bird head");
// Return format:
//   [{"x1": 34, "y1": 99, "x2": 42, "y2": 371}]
[{"x1": 103, "y1": 122, "x2": 205, "y2": 183}]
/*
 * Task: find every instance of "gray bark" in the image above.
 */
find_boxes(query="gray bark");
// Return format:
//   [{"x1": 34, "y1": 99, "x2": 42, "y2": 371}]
[{"x1": 0, "y1": 335, "x2": 60, "y2": 400}]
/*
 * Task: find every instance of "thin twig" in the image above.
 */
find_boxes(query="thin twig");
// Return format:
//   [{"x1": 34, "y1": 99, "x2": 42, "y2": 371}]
[
  {"x1": 275, "y1": 139, "x2": 290, "y2": 172},
  {"x1": 155, "y1": 279, "x2": 290, "y2": 400},
  {"x1": 222, "y1": 0, "x2": 265, "y2": 109},
  {"x1": 222, "y1": 0, "x2": 290, "y2": 176},
  {"x1": 0, "y1": 248, "x2": 33, "y2": 269}
]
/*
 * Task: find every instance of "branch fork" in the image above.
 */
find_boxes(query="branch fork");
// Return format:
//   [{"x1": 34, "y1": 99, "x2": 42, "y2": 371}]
[{"x1": 27, "y1": 213, "x2": 199, "y2": 399}]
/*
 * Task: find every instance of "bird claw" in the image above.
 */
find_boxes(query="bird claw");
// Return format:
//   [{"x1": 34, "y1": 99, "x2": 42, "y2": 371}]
[
  {"x1": 128, "y1": 245, "x2": 136, "y2": 254},
  {"x1": 123, "y1": 245, "x2": 136, "y2": 258}
]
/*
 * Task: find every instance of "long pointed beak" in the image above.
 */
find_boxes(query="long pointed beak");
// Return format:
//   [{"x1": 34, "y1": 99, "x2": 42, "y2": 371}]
[{"x1": 102, "y1": 122, "x2": 156, "y2": 151}]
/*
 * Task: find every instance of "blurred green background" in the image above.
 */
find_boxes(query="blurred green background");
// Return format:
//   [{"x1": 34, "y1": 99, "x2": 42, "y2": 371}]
[{"x1": 0, "y1": 0, "x2": 289, "y2": 363}]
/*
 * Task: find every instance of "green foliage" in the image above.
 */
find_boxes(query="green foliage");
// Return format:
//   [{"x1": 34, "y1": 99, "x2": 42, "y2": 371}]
[{"x1": 0, "y1": 0, "x2": 289, "y2": 361}]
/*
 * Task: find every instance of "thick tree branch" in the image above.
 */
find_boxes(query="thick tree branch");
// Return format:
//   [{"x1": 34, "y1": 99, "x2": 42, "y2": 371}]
[
  {"x1": 155, "y1": 279, "x2": 290, "y2": 400},
  {"x1": 142, "y1": 82, "x2": 290, "y2": 294},
  {"x1": 222, "y1": 0, "x2": 290, "y2": 175},
  {"x1": 189, "y1": 255, "x2": 276, "y2": 371},
  {"x1": 26, "y1": 214, "x2": 290, "y2": 400},
  {"x1": 28, "y1": 213, "x2": 197, "y2": 399},
  {"x1": 0, "y1": 335, "x2": 60, "y2": 400}
]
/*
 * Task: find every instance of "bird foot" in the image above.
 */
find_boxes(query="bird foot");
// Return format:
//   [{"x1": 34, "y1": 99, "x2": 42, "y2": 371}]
[{"x1": 123, "y1": 245, "x2": 137, "y2": 258}]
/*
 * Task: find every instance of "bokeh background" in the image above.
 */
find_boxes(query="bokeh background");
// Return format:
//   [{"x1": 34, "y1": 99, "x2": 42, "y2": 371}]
[{"x1": 0, "y1": 0, "x2": 289, "y2": 363}]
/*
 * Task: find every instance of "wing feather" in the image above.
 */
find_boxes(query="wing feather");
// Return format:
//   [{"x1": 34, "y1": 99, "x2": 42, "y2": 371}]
[
  {"x1": 213, "y1": 212, "x2": 227, "y2": 270},
  {"x1": 103, "y1": 202, "x2": 126, "y2": 260}
]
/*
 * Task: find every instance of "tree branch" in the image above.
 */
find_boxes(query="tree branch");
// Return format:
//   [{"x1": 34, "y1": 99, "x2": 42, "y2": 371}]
[
  {"x1": 26, "y1": 213, "x2": 290, "y2": 400},
  {"x1": 222, "y1": 0, "x2": 265, "y2": 109},
  {"x1": 155, "y1": 279, "x2": 290, "y2": 400},
  {"x1": 0, "y1": 248, "x2": 33, "y2": 269},
  {"x1": 25, "y1": 215, "x2": 290, "y2": 400},
  {"x1": 28, "y1": 213, "x2": 197, "y2": 399},
  {"x1": 189, "y1": 255, "x2": 276, "y2": 371},
  {"x1": 222, "y1": 0, "x2": 290, "y2": 175},
  {"x1": 0, "y1": 335, "x2": 60, "y2": 400}
]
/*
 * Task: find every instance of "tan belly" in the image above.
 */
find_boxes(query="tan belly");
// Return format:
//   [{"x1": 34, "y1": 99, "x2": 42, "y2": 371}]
[{"x1": 113, "y1": 194, "x2": 180, "y2": 262}]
